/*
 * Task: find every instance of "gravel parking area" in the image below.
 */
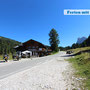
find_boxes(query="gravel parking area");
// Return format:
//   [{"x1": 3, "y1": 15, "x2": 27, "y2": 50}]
[{"x1": 0, "y1": 52, "x2": 81, "y2": 90}]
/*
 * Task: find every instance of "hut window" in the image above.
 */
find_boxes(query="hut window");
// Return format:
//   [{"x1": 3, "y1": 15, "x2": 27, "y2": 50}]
[
  {"x1": 32, "y1": 46, "x2": 35, "y2": 48},
  {"x1": 39, "y1": 48, "x2": 42, "y2": 51}
]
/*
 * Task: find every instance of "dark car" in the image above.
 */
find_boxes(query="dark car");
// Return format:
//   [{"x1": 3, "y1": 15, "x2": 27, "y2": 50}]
[{"x1": 66, "y1": 51, "x2": 72, "y2": 54}]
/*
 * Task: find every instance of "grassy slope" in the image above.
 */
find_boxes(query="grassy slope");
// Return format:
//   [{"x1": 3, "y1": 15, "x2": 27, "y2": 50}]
[
  {"x1": 70, "y1": 47, "x2": 90, "y2": 54},
  {"x1": 68, "y1": 47, "x2": 90, "y2": 89}
]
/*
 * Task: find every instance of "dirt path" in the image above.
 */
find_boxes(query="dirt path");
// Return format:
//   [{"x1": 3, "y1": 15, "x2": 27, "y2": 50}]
[{"x1": 0, "y1": 52, "x2": 81, "y2": 90}]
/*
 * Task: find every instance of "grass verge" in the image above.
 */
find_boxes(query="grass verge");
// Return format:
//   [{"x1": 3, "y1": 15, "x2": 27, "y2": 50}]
[
  {"x1": 51, "y1": 51, "x2": 59, "y2": 55},
  {"x1": 68, "y1": 52, "x2": 90, "y2": 89}
]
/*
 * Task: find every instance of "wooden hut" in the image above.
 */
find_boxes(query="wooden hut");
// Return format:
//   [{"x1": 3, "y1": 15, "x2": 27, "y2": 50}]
[{"x1": 14, "y1": 39, "x2": 47, "y2": 57}]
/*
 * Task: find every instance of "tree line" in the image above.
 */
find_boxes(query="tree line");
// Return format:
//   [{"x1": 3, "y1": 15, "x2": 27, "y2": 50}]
[{"x1": 0, "y1": 36, "x2": 21, "y2": 55}]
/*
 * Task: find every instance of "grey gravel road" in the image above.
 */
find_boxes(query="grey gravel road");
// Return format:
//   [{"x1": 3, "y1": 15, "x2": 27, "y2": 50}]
[{"x1": 0, "y1": 51, "x2": 67, "y2": 80}]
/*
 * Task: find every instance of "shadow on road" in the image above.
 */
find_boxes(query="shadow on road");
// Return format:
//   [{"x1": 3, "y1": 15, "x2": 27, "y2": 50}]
[
  {"x1": 61, "y1": 54, "x2": 74, "y2": 57},
  {"x1": 13, "y1": 60, "x2": 19, "y2": 61}
]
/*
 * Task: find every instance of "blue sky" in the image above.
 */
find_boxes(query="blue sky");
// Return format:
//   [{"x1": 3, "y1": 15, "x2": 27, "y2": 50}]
[{"x1": 0, "y1": 0, "x2": 90, "y2": 47}]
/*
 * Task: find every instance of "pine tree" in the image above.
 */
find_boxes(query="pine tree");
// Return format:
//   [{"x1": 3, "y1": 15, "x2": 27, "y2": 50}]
[{"x1": 49, "y1": 28, "x2": 60, "y2": 52}]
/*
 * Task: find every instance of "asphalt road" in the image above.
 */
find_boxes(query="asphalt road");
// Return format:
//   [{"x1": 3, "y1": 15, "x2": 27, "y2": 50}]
[{"x1": 0, "y1": 51, "x2": 66, "y2": 80}]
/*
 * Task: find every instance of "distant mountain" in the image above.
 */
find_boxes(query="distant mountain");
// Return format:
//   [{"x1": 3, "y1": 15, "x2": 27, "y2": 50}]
[
  {"x1": 77, "y1": 37, "x2": 87, "y2": 44},
  {"x1": 0, "y1": 36, "x2": 21, "y2": 54},
  {"x1": 81, "y1": 35, "x2": 90, "y2": 47}
]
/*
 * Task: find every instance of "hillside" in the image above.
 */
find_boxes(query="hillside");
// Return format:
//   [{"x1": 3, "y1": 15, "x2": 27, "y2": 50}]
[{"x1": 0, "y1": 36, "x2": 21, "y2": 55}]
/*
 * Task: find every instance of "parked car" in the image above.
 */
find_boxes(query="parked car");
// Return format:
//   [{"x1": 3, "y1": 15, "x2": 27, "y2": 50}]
[{"x1": 66, "y1": 50, "x2": 72, "y2": 54}]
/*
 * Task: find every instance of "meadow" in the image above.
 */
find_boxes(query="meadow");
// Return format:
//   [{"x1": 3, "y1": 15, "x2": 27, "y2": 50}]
[{"x1": 68, "y1": 47, "x2": 90, "y2": 89}]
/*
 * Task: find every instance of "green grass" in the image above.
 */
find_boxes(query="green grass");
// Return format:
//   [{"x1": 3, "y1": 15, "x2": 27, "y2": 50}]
[
  {"x1": 68, "y1": 52, "x2": 90, "y2": 89},
  {"x1": 70, "y1": 47, "x2": 90, "y2": 54},
  {"x1": 51, "y1": 51, "x2": 59, "y2": 55},
  {"x1": 0, "y1": 53, "x2": 13, "y2": 60}
]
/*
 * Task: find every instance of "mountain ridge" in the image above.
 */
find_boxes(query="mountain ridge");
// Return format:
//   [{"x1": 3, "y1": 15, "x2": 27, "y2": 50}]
[{"x1": 77, "y1": 37, "x2": 87, "y2": 44}]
